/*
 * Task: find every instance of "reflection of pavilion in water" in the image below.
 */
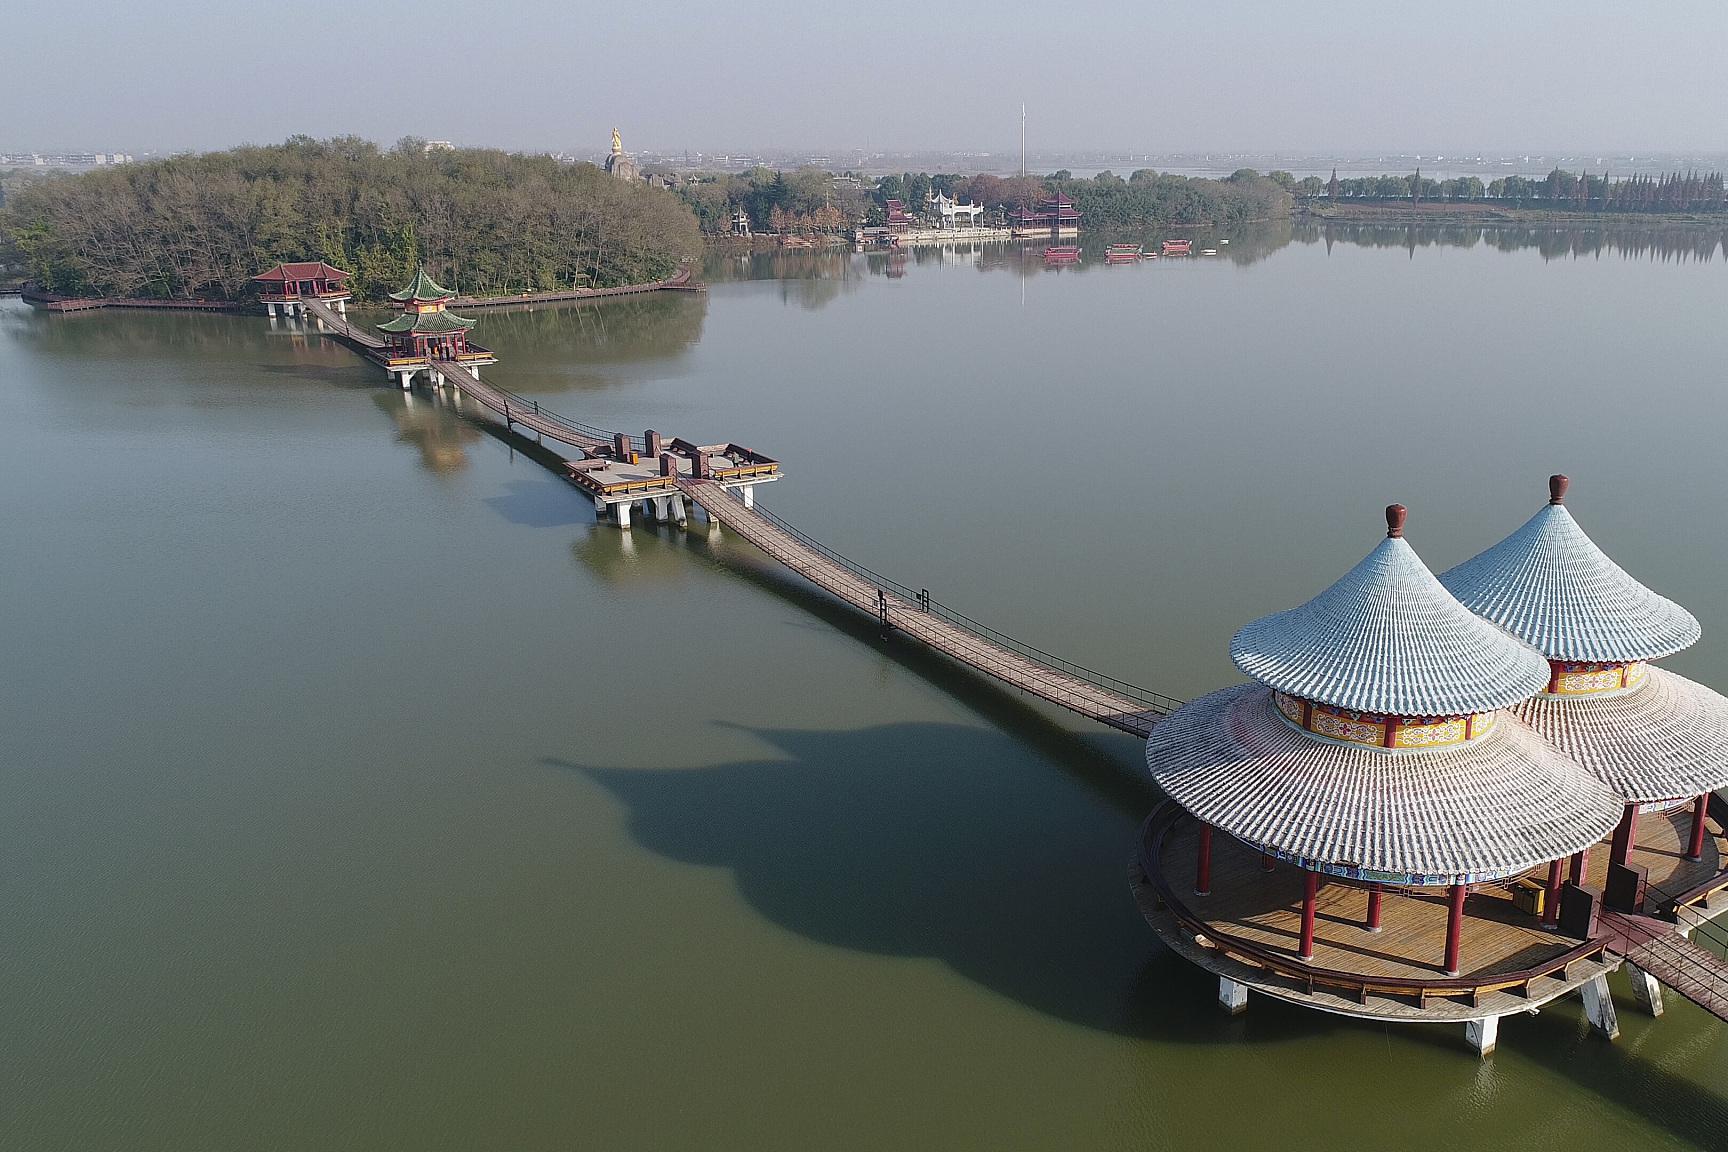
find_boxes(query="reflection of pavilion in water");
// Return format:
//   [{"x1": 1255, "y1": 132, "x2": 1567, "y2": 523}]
[{"x1": 373, "y1": 390, "x2": 480, "y2": 474}]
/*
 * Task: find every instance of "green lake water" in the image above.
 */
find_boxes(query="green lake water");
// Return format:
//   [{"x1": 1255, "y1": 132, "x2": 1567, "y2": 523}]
[{"x1": 3, "y1": 222, "x2": 1727, "y2": 1150}]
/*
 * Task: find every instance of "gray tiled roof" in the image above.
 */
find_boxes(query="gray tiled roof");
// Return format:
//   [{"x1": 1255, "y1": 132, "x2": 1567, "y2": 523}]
[
  {"x1": 1439, "y1": 499, "x2": 1699, "y2": 663},
  {"x1": 1146, "y1": 684, "x2": 1624, "y2": 879},
  {"x1": 1515, "y1": 667, "x2": 1728, "y2": 803},
  {"x1": 1230, "y1": 535, "x2": 1551, "y2": 717}
]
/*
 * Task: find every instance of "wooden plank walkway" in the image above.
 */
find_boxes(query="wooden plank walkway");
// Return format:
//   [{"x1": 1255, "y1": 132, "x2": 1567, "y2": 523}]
[
  {"x1": 1161, "y1": 819, "x2": 1575, "y2": 981},
  {"x1": 1601, "y1": 909, "x2": 1728, "y2": 1021},
  {"x1": 679, "y1": 478, "x2": 1164, "y2": 737},
  {"x1": 431, "y1": 359, "x2": 612, "y2": 454}
]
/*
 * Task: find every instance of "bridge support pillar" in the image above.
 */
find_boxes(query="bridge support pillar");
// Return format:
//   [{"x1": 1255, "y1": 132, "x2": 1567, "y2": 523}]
[
  {"x1": 335, "y1": 299, "x2": 347, "y2": 316},
  {"x1": 740, "y1": 485, "x2": 755, "y2": 509},
  {"x1": 1465, "y1": 1015, "x2": 1499, "y2": 1058},
  {"x1": 1625, "y1": 963, "x2": 1665, "y2": 1017},
  {"x1": 266, "y1": 302, "x2": 278, "y2": 318},
  {"x1": 1217, "y1": 976, "x2": 1248, "y2": 1016},
  {"x1": 614, "y1": 501, "x2": 632, "y2": 529},
  {"x1": 669, "y1": 493, "x2": 687, "y2": 526},
  {"x1": 594, "y1": 496, "x2": 607, "y2": 517},
  {"x1": 1581, "y1": 974, "x2": 1620, "y2": 1040},
  {"x1": 652, "y1": 496, "x2": 674, "y2": 523},
  {"x1": 397, "y1": 369, "x2": 414, "y2": 391}
]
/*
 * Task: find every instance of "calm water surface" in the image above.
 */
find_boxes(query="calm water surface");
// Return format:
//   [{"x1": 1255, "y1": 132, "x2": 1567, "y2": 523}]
[{"x1": 3, "y1": 225, "x2": 1727, "y2": 1150}]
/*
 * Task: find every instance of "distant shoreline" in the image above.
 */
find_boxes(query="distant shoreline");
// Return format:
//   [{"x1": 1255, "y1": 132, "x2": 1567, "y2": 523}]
[{"x1": 1298, "y1": 201, "x2": 1726, "y2": 225}]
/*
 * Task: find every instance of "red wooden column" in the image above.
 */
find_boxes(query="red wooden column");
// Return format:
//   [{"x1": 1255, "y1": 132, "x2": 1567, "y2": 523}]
[
  {"x1": 1608, "y1": 803, "x2": 1638, "y2": 867},
  {"x1": 1443, "y1": 883, "x2": 1467, "y2": 976},
  {"x1": 1298, "y1": 870, "x2": 1319, "y2": 961},
  {"x1": 1568, "y1": 851, "x2": 1587, "y2": 887},
  {"x1": 1541, "y1": 859, "x2": 1563, "y2": 927},
  {"x1": 1686, "y1": 794, "x2": 1710, "y2": 862},
  {"x1": 1195, "y1": 823, "x2": 1214, "y2": 897},
  {"x1": 1365, "y1": 883, "x2": 1383, "y2": 933}
]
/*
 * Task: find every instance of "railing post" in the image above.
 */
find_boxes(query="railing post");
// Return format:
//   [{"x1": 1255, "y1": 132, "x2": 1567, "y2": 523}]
[{"x1": 877, "y1": 589, "x2": 889, "y2": 630}]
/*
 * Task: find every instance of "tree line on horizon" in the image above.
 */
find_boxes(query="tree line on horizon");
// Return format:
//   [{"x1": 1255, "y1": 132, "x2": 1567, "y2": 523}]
[
  {"x1": 1310, "y1": 166, "x2": 1726, "y2": 211},
  {"x1": 0, "y1": 137, "x2": 702, "y2": 300},
  {"x1": 667, "y1": 166, "x2": 1291, "y2": 234}
]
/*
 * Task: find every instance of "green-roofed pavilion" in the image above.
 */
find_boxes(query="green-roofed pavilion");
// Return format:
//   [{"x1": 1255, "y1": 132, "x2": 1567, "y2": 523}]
[
  {"x1": 377, "y1": 309, "x2": 477, "y2": 334},
  {"x1": 389, "y1": 267, "x2": 455, "y2": 304}
]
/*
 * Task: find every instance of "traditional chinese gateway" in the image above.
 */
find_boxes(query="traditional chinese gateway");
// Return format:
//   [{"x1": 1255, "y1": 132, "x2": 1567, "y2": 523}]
[{"x1": 1135, "y1": 481, "x2": 1728, "y2": 1056}]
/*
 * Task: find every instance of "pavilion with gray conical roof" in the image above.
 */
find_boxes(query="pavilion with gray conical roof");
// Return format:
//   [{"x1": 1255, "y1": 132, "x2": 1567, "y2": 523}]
[
  {"x1": 1441, "y1": 475, "x2": 1728, "y2": 880},
  {"x1": 1144, "y1": 504, "x2": 1622, "y2": 993}
]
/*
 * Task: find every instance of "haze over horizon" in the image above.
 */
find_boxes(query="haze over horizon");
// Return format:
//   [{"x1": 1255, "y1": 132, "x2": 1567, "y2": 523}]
[{"x1": 6, "y1": 0, "x2": 1727, "y2": 156}]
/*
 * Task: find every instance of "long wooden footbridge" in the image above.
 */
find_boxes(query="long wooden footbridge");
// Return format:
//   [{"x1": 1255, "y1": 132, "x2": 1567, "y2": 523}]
[
  {"x1": 285, "y1": 288, "x2": 1728, "y2": 1034},
  {"x1": 296, "y1": 296, "x2": 1179, "y2": 736}
]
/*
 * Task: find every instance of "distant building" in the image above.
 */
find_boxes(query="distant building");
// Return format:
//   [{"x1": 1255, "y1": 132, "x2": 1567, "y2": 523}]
[
  {"x1": 931, "y1": 190, "x2": 985, "y2": 229},
  {"x1": 882, "y1": 199, "x2": 916, "y2": 233},
  {"x1": 424, "y1": 140, "x2": 456, "y2": 153},
  {"x1": 604, "y1": 128, "x2": 640, "y2": 182}
]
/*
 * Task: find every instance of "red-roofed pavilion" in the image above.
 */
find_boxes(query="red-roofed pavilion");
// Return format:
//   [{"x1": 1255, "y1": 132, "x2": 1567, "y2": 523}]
[{"x1": 252, "y1": 262, "x2": 354, "y2": 316}]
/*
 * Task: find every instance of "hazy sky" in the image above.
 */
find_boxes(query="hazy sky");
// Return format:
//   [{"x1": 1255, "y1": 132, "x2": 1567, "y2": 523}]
[{"x1": 6, "y1": 0, "x2": 1726, "y2": 155}]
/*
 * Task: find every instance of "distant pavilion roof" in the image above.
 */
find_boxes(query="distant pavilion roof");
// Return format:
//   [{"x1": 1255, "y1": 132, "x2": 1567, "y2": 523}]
[
  {"x1": 1438, "y1": 476, "x2": 1701, "y2": 663},
  {"x1": 376, "y1": 309, "x2": 476, "y2": 334},
  {"x1": 388, "y1": 267, "x2": 456, "y2": 303},
  {"x1": 1146, "y1": 683, "x2": 1623, "y2": 881},
  {"x1": 1515, "y1": 666, "x2": 1728, "y2": 803},
  {"x1": 252, "y1": 261, "x2": 351, "y2": 282},
  {"x1": 1229, "y1": 506, "x2": 1552, "y2": 716}
]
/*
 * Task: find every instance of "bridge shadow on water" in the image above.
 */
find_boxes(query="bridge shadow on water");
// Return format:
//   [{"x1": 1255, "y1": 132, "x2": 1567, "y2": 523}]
[{"x1": 553, "y1": 718, "x2": 1221, "y2": 1040}]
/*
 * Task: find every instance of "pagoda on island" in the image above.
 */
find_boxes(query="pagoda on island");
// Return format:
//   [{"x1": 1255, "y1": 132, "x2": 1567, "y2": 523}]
[
  {"x1": 1440, "y1": 476, "x2": 1728, "y2": 905},
  {"x1": 1010, "y1": 192, "x2": 1080, "y2": 238},
  {"x1": 376, "y1": 266, "x2": 492, "y2": 361},
  {"x1": 1135, "y1": 504, "x2": 1625, "y2": 1056},
  {"x1": 251, "y1": 261, "x2": 353, "y2": 317}
]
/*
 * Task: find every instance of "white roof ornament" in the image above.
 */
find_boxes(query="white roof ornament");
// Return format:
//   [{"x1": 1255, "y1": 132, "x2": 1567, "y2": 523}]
[
  {"x1": 1229, "y1": 505, "x2": 1551, "y2": 716},
  {"x1": 1439, "y1": 475, "x2": 1701, "y2": 663}
]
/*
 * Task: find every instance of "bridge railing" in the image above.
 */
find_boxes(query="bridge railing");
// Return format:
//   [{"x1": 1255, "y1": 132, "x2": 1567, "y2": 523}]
[
  {"x1": 452, "y1": 372, "x2": 630, "y2": 450},
  {"x1": 743, "y1": 498, "x2": 1184, "y2": 716}
]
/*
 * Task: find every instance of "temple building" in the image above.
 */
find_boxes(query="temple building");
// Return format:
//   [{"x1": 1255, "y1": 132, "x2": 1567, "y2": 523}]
[
  {"x1": 251, "y1": 261, "x2": 352, "y2": 317},
  {"x1": 604, "y1": 128, "x2": 640, "y2": 182},
  {"x1": 882, "y1": 198, "x2": 916, "y2": 233},
  {"x1": 375, "y1": 267, "x2": 493, "y2": 387},
  {"x1": 1440, "y1": 476, "x2": 1728, "y2": 901},
  {"x1": 1010, "y1": 192, "x2": 1080, "y2": 237},
  {"x1": 1136, "y1": 504, "x2": 1626, "y2": 1055}
]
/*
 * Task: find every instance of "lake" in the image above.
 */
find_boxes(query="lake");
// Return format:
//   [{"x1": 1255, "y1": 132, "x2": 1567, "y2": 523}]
[{"x1": 3, "y1": 222, "x2": 1727, "y2": 1151}]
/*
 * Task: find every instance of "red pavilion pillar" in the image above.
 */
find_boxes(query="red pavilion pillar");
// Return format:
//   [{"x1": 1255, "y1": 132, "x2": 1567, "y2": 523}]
[
  {"x1": 1686, "y1": 794, "x2": 1710, "y2": 862},
  {"x1": 1541, "y1": 859, "x2": 1563, "y2": 927},
  {"x1": 1195, "y1": 822, "x2": 1213, "y2": 897},
  {"x1": 1569, "y1": 851, "x2": 1587, "y2": 887},
  {"x1": 1298, "y1": 870, "x2": 1319, "y2": 961},
  {"x1": 1443, "y1": 883, "x2": 1466, "y2": 976},
  {"x1": 1609, "y1": 803, "x2": 1638, "y2": 867},
  {"x1": 1365, "y1": 883, "x2": 1383, "y2": 933}
]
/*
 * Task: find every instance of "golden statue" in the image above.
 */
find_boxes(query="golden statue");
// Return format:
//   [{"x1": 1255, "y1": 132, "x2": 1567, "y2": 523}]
[{"x1": 611, "y1": 127, "x2": 623, "y2": 155}]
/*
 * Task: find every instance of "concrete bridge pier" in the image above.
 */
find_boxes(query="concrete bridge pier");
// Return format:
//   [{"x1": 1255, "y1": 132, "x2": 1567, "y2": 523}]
[
  {"x1": 613, "y1": 501, "x2": 633, "y2": 529},
  {"x1": 1217, "y1": 976, "x2": 1248, "y2": 1016},
  {"x1": 594, "y1": 496, "x2": 607, "y2": 518},
  {"x1": 1625, "y1": 963, "x2": 1665, "y2": 1017},
  {"x1": 741, "y1": 485, "x2": 755, "y2": 509},
  {"x1": 265, "y1": 302, "x2": 279, "y2": 318},
  {"x1": 1580, "y1": 974, "x2": 1620, "y2": 1040},
  {"x1": 651, "y1": 495, "x2": 687, "y2": 525},
  {"x1": 395, "y1": 368, "x2": 416, "y2": 390},
  {"x1": 1465, "y1": 1015, "x2": 1500, "y2": 1058}
]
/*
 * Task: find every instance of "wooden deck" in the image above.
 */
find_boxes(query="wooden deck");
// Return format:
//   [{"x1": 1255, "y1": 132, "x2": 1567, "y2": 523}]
[
  {"x1": 1159, "y1": 820, "x2": 1580, "y2": 983},
  {"x1": 679, "y1": 479, "x2": 1167, "y2": 737}
]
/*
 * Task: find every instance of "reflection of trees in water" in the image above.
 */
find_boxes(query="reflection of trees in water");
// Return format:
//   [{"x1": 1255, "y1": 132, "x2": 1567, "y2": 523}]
[
  {"x1": 1296, "y1": 221, "x2": 1727, "y2": 263},
  {"x1": 702, "y1": 248, "x2": 863, "y2": 311},
  {"x1": 3, "y1": 306, "x2": 360, "y2": 369},
  {"x1": 472, "y1": 292, "x2": 708, "y2": 365},
  {"x1": 373, "y1": 391, "x2": 480, "y2": 475}
]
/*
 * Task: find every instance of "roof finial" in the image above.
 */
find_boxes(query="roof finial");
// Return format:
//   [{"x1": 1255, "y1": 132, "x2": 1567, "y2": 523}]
[
  {"x1": 1386, "y1": 504, "x2": 1407, "y2": 538},
  {"x1": 1549, "y1": 474, "x2": 1569, "y2": 505}
]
